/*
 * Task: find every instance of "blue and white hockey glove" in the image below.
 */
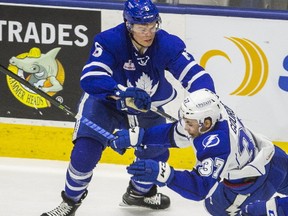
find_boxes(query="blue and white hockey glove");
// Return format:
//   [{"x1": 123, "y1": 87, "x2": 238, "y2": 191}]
[
  {"x1": 109, "y1": 126, "x2": 144, "y2": 155},
  {"x1": 114, "y1": 85, "x2": 151, "y2": 115},
  {"x1": 241, "y1": 197, "x2": 278, "y2": 216},
  {"x1": 127, "y1": 159, "x2": 174, "y2": 187}
]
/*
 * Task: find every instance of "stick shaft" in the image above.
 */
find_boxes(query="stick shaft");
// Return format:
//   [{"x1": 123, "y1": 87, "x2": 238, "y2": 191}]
[{"x1": 150, "y1": 106, "x2": 177, "y2": 122}]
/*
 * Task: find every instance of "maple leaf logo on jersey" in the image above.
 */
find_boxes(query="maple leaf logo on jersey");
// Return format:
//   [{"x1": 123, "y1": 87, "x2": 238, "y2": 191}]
[
  {"x1": 202, "y1": 134, "x2": 220, "y2": 149},
  {"x1": 127, "y1": 72, "x2": 158, "y2": 97}
]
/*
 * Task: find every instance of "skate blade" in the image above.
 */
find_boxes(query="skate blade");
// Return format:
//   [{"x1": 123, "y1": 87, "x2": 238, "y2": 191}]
[
  {"x1": 119, "y1": 202, "x2": 147, "y2": 209},
  {"x1": 119, "y1": 202, "x2": 136, "y2": 208}
]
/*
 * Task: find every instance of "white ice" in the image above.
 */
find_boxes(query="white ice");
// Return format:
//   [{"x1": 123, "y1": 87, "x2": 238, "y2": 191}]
[{"x1": 0, "y1": 157, "x2": 209, "y2": 216}]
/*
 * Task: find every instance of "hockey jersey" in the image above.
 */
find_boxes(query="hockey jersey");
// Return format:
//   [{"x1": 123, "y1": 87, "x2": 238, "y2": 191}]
[
  {"x1": 80, "y1": 23, "x2": 215, "y2": 107},
  {"x1": 142, "y1": 102, "x2": 275, "y2": 201}
]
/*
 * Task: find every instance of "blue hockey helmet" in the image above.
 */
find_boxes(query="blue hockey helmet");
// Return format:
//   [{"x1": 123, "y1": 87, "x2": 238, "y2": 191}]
[{"x1": 123, "y1": 0, "x2": 161, "y2": 25}]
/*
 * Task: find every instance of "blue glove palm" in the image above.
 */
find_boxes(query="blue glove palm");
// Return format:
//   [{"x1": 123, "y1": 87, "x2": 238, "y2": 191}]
[
  {"x1": 114, "y1": 85, "x2": 151, "y2": 114},
  {"x1": 127, "y1": 159, "x2": 174, "y2": 187},
  {"x1": 109, "y1": 127, "x2": 144, "y2": 155}
]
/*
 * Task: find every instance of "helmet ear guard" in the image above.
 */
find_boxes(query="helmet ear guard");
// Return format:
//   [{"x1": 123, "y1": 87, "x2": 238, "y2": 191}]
[
  {"x1": 179, "y1": 89, "x2": 222, "y2": 133},
  {"x1": 125, "y1": 21, "x2": 133, "y2": 32}
]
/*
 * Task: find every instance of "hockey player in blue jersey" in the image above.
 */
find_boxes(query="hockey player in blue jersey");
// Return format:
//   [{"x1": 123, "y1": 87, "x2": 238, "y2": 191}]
[
  {"x1": 112, "y1": 89, "x2": 288, "y2": 216},
  {"x1": 41, "y1": 0, "x2": 215, "y2": 215}
]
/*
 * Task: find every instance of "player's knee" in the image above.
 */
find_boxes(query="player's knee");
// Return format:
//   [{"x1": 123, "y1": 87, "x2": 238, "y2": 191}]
[{"x1": 71, "y1": 137, "x2": 103, "y2": 172}]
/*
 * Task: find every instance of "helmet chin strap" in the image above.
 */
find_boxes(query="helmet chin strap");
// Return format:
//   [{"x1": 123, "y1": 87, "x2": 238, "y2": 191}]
[
  {"x1": 198, "y1": 123, "x2": 206, "y2": 135},
  {"x1": 129, "y1": 33, "x2": 149, "y2": 49}
]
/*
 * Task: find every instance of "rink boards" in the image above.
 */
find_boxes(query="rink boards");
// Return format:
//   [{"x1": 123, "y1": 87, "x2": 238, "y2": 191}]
[
  {"x1": 0, "y1": 123, "x2": 196, "y2": 169},
  {"x1": 0, "y1": 122, "x2": 287, "y2": 169}
]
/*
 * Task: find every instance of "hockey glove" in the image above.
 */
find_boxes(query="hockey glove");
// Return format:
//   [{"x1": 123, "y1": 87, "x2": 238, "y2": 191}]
[
  {"x1": 241, "y1": 197, "x2": 278, "y2": 216},
  {"x1": 109, "y1": 126, "x2": 144, "y2": 155},
  {"x1": 127, "y1": 159, "x2": 174, "y2": 187},
  {"x1": 114, "y1": 85, "x2": 151, "y2": 114}
]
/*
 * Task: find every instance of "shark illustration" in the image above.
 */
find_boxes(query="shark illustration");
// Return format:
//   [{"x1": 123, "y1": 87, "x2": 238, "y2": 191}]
[{"x1": 9, "y1": 47, "x2": 64, "y2": 93}]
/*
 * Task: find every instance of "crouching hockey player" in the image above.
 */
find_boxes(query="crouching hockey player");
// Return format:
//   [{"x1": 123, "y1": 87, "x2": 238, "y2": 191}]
[{"x1": 111, "y1": 89, "x2": 288, "y2": 215}]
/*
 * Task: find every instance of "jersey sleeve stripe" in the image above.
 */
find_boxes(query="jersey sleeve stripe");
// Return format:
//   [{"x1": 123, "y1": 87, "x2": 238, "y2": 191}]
[
  {"x1": 178, "y1": 61, "x2": 197, "y2": 81},
  {"x1": 80, "y1": 71, "x2": 111, "y2": 81},
  {"x1": 83, "y1": 61, "x2": 113, "y2": 75},
  {"x1": 185, "y1": 70, "x2": 208, "y2": 90}
]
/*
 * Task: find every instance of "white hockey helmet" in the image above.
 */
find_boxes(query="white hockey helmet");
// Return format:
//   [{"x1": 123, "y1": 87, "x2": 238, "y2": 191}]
[{"x1": 179, "y1": 89, "x2": 221, "y2": 130}]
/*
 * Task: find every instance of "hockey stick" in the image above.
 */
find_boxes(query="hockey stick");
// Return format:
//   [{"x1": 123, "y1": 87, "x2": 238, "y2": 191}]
[
  {"x1": 0, "y1": 64, "x2": 115, "y2": 140},
  {"x1": 117, "y1": 84, "x2": 177, "y2": 122},
  {"x1": 150, "y1": 106, "x2": 177, "y2": 122},
  {"x1": 125, "y1": 98, "x2": 177, "y2": 122}
]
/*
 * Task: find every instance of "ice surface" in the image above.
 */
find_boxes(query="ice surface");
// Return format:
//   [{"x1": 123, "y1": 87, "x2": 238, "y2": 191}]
[{"x1": 0, "y1": 157, "x2": 209, "y2": 216}]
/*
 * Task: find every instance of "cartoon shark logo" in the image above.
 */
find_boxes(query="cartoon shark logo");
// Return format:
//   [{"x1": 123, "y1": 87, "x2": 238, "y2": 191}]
[{"x1": 7, "y1": 47, "x2": 65, "y2": 109}]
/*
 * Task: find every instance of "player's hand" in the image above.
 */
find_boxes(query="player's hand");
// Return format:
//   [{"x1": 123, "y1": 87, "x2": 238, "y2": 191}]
[
  {"x1": 114, "y1": 85, "x2": 151, "y2": 114},
  {"x1": 109, "y1": 126, "x2": 144, "y2": 155},
  {"x1": 241, "y1": 200, "x2": 266, "y2": 216},
  {"x1": 127, "y1": 159, "x2": 174, "y2": 187},
  {"x1": 240, "y1": 198, "x2": 278, "y2": 216}
]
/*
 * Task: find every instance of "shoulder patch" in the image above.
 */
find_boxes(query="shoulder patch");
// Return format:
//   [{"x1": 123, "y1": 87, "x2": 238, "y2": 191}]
[{"x1": 202, "y1": 134, "x2": 220, "y2": 149}]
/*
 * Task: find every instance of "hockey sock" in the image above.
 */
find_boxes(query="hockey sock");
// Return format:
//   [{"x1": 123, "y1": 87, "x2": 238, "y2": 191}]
[{"x1": 65, "y1": 137, "x2": 103, "y2": 202}]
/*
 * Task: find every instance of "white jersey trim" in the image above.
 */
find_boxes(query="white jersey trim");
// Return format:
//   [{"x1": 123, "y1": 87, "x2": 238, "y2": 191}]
[
  {"x1": 82, "y1": 61, "x2": 113, "y2": 75},
  {"x1": 178, "y1": 61, "x2": 197, "y2": 81},
  {"x1": 81, "y1": 71, "x2": 110, "y2": 81},
  {"x1": 151, "y1": 88, "x2": 176, "y2": 107},
  {"x1": 186, "y1": 70, "x2": 207, "y2": 91}
]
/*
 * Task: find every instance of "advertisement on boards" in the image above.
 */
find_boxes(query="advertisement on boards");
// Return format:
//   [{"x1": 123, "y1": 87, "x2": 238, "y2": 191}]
[
  {"x1": 184, "y1": 15, "x2": 288, "y2": 141},
  {"x1": 0, "y1": 4, "x2": 101, "y2": 121}
]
